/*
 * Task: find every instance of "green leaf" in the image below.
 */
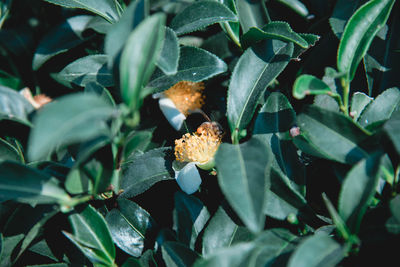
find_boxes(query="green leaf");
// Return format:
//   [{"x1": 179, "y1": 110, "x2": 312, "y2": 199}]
[
  {"x1": 194, "y1": 243, "x2": 255, "y2": 267},
  {"x1": 0, "y1": 85, "x2": 34, "y2": 122},
  {"x1": 350, "y1": 92, "x2": 372, "y2": 121},
  {"x1": 329, "y1": 0, "x2": 366, "y2": 39},
  {"x1": 338, "y1": 153, "x2": 382, "y2": 233},
  {"x1": 147, "y1": 46, "x2": 227, "y2": 93},
  {"x1": 170, "y1": 0, "x2": 237, "y2": 36},
  {"x1": 120, "y1": 148, "x2": 175, "y2": 198},
  {"x1": 123, "y1": 130, "x2": 153, "y2": 158},
  {"x1": 227, "y1": 39, "x2": 293, "y2": 136},
  {"x1": 106, "y1": 198, "x2": 156, "y2": 257},
  {"x1": 0, "y1": 138, "x2": 21, "y2": 162},
  {"x1": 291, "y1": 33, "x2": 320, "y2": 60},
  {"x1": 53, "y1": 54, "x2": 114, "y2": 88},
  {"x1": 120, "y1": 13, "x2": 165, "y2": 109},
  {"x1": 121, "y1": 250, "x2": 157, "y2": 267},
  {"x1": 28, "y1": 93, "x2": 115, "y2": 161},
  {"x1": 293, "y1": 105, "x2": 369, "y2": 164},
  {"x1": 358, "y1": 87, "x2": 400, "y2": 129},
  {"x1": 386, "y1": 196, "x2": 400, "y2": 234},
  {"x1": 0, "y1": 69, "x2": 22, "y2": 90},
  {"x1": 65, "y1": 205, "x2": 116, "y2": 266},
  {"x1": 384, "y1": 109, "x2": 400, "y2": 155},
  {"x1": 157, "y1": 27, "x2": 179, "y2": 75},
  {"x1": 215, "y1": 138, "x2": 271, "y2": 233},
  {"x1": 174, "y1": 192, "x2": 210, "y2": 249},
  {"x1": 0, "y1": 161, "x2": 71, "y2": 204},
  {"x1": 161, "y1": 241, "x2": 199, "y2": 267},
  {"x1": 42, "y1": 0, "x2": 120, "y2": 23},
  {"x1": 104, "y1": 0, "x2": 148, "y2": 66},
  {"x1": 322, "y1": 193, "x2": 351, "y2": 241},
  {"x1": 287, "y1": 233, "x2": 344, "y2": 267},
  {"x1": 275, "y1": 0, "x2": 309, "y2": 17},
  {"x1": 337, "y1": 0, "x2": 395, "y2": 81},
  {"x1": 236, "y1": 0, "x2": 269, "y2": 33},
  {"x1": 241, "y1": 21, "x2": 309, "y2": 50},
  {"x1": 32, "y1": 15, "x2": 95, "y2": 70},
  {"x1": 218, "y1": 0, "x2": 240, "y2": 46},
  {"x1": 202, "y1": 206, "x2": 250, "y2": 256},
  {"x1": 292, "y1": 74, "x2": 334, "y2": 100},
  {"x1": 84, "y1": 81, "x2": 116, "y2": 107}
]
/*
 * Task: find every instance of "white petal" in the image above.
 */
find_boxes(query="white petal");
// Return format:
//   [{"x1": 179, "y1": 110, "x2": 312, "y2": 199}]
[
  {"x1": 158, "y1": 97, "x2": 186, "y2": 131},
  {"x1": 175, "y1": 162, "x2": 202, "y2": 194}
]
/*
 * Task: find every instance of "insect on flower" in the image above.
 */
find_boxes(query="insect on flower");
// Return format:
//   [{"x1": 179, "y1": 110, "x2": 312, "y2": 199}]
[
  {"x1": 153, "y1": 81, "x2": 205, "y2": 130},
  {"x1": 173, "y1": 121, "x2": 223, "y2": 194}
]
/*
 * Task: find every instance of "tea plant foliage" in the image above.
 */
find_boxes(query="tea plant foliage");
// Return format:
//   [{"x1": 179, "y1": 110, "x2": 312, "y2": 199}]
[{"x1": 1, "y1": 0, "x2": 400, "y2": 266}]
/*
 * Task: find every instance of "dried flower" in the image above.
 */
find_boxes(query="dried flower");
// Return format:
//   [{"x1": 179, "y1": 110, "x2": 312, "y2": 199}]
[
  {"x1": 153, "y1": 81, "x2": 205, "y2": 130},
  {"x1": 20, "y1": 88, "x2": 52, "y2": 109}
]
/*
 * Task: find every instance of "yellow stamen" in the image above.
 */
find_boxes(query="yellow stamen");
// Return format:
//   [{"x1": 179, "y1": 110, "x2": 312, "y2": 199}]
[
  {"x1": 163, "y1": 81, "x2": 205, "y2": 116},
  {"x1": 175, "y1": 124, "x2": 222, "y2": 164}
]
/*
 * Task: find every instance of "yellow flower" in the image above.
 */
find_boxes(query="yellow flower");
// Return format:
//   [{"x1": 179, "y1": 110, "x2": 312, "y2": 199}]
[
  {"x1": 153, "y1": 81, "x2": 205, "y2": 130},
  {"x1": 174, "y1": 122, "x2": 222, "y2": 169}
]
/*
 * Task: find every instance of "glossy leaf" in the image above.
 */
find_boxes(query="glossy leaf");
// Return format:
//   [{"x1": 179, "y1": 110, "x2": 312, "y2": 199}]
[
  {"x1": 275, "y1": 0, "x2": 309, "y2": 17},
  {"x1": 174, "y1": 191, "x2": 210, "y2": 249},
  {"x1": 337, "y1": 0, "x2": 395, "y2": 81},
  {"x1": 65, "y1": 205, "x2": 116, "y2": 266},
  {"x1": 227, "y1": 39, "x2": 293, "y2": 135},
  {"x1": 42, "y1": 0, "x2": 120, "y2": 23},
  {"x1": 106, "y1": 198, "x2": 156, "y2": 257},
  {"x1": 358, "y1": 87, "x2": 400, "y2": 129},
  {"x1": 292, "y1": 33, "x2": 320, "y2": 60},
  {"x1": 350, "y1": 92, "x2": 372, "y2": 121},
  {"x1": 120, "y1": 148, "x2": 175, "y2": 198},
  {"x1": 0, "y1": 69, "x2": 22, "y2": 90},
  {"x1": 0, "y1": 138, "x2": 21, "y2": 162},
  {"x1": 292, "y1": 74, "x2": 333, "y2": 100},
  {"x1": 0, "y1": 85, "x2": 33, "y2": 122},
  {"x1": 84, "y1": 81, "x2": 116, "y2": 107},
  {"x1": 329, "y1": 0, "x2": 366, "y2": 39},
  {"x1": 293, "y1": 105, "x2": 369, "y2": 164},
  {"x1": 32, "y1": 15, "x2": 94, "y2": 70},
  {"x1": 123, "y1": 130, "x2": 153, "y2": 158},
  {"x1": 104, "y1": 0, "x2": 148, "y2": 65},
  {"x1": 218, "y1": 0, "x2": 240, "y2": 46},
  {"x1": 215, "y1": 138, "x2": 271, "y2": 233},
  {"x1": 170, "y1": 0, "x2": 237, "y2": 36},
  {"x1": 338, "y1": 153, "x2": 382, "y2": 233},
  {"x1": 147, "y1": 46, "x2": 227, "y2": 93},
  {"x1": 241, "y1": 21, "x2": 308, "y2": 50},
  {"x1": 28, "y1": 93, "x2": 115, "y2": 161},
  {"x1": 119, "y1": 13, "x2": 165, "y2": 109},
  {"x1": 288, "y1": 233, "x2": 344, "y2": 267},
  {"x1": 194, "y1": 243, "x2": 255, "y2": 267},
  {"x1": 236, "y1": 0, "x2": 269, "y2": 33},
  {"x1": 161, "y1": 241, "x2": 199, "y2": 267},
  {"x1": 157, "y1": 27, "x2": 179, "y2": 75},
  {"x1": 0, "y1": 161, "x2": 71, "y2": 204},
  {"x1": 384, "y1": 109, "x2": 400, "y2": 155},
  {"x1": 53, "y1": 54, "x2": 114, "y2": 88}
]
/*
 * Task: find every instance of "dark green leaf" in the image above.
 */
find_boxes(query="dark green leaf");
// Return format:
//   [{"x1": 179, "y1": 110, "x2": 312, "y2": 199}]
[
  {"x1": 104, "y1": 0, "x2": 148, "y2": 65},
  {"x1": 350, "y1": 92, "x2": 372, "y2": 121},
  {"x1": 157, "y1": 27, "x2": 179, "y2": 75},
  {"x1": 0, "y1": 69, "x2": 22, "y2": 90},
  {"x1": 215, "y1": 138, "x2": 271, "y2": 232},
  {"x1": 106, "y1": 198, "x2": 156, "y2": 257},
  {"x1": 0, "y1": 85, "x2": 33, "y2": 123},
  {"x1": 84, "y1": 81, "x2": 116, "y2": 107},
  {"x1": 218, "y1": 0, "x2": 240, "y2": 46},
  {"x1": 124, "y1": 130, "x2": 153, "y2": 158},
  {"x1": 28, "y1": 93, "x2": 115, "y2": 161},
  {"x1": 386, "y1": 196, "x2": 400, "y2": 234},
  {"x1": 287, "y1": 233, "x2": 344, "y2": 267},
  {"x1": 292, "y1": 33, "x2": 320, "y2": 60},
  {"x1": 120, "y1": 148, "x2": 175, "y2": 198},
  {"x1": 0, "y1": 161, "x2": 71, "y2": 204},
  {"x1": 358, "y1": 87, "x2": 400, "y2": 128},
  {"x1": 32, "y1": 15, "x2": 94, "y2": 70},
  {"x1": 120, "y1": 13, "x2": 165, "y2": 109},
  {"x1": 292, "y1": 74, "x2": 333, "y2": 100},
  {"x1": 53, "y1": 54, "x2": 114, "y2": 88},
  {"x1": 170, "y1": 0, "x2": 237, "y2": 36},
  {"x1": 194, "y1": 243, "x2": 255, "y2": 267},
  {"x1": 42, "y1": 0, "x2": 120, "y2": 23},
  {"x1": 65, "y1": 205, "x2": 116, "y2": 266},
  {"x1": 337, "y1": 0, "x2": 395, "y2": 81},
  {"x1": 161, "y1": 241, "x2": 199, "y2": 267},
  {"x1": 329, "y1": 0, "x2": 366, "y2": 39},
  {"x1": 147, "y1": 46, "x2": 227, "y2": 94},
  {"x1": 338, "y1": 153, "x2": 382, "y2": 233},
  {"x1": 0, "y1": 138, "x2": 21, "y2": 162},
  {"x1": 384, "y1": 109, "x2": 400, "y2": 155},
  {"x1": 236, "y1": 0, "x2": 269, "y2": 33},
  {"x1": 227, "y1": 39, "x2": 293, "y2": 136},
  {"x1": 241, "y1": 21, "x2": 308, "y2": 50},
  {"x1": 121, "y1": 250, "x2": 157, "y2": 267},
  {"x1": 275, "y1": 0, "x2": 309, "y2": 17},
  {"x1": 174, "y1": 192, "x2": 210, "y2": 249},
  {"x1": 293, "y1": 105, "x2": 369, "y2": 164}
]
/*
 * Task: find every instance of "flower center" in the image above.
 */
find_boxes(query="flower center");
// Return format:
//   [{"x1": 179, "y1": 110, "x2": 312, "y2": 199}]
[{"x1": 163, "y1": 81, "x2": 205, "y2": 116}]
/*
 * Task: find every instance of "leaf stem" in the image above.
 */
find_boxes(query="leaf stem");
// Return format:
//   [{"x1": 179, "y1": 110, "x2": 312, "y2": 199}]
[
  {"x1": 231, "y1": 129, "x2": 239, "y2": 144},
  {"x1": 340, "y1": 78, "x2": 350, "y2": 116},
  {"x1": 222, "y1": 22, "x2": 241, "y2": 48}
]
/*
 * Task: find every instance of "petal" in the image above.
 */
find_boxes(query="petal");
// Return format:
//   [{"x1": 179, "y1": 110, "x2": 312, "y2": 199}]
[
  {"x1": 175, "y1": 162, "x2": 202, "y2": 194},
  {"x1": 158, "y1": 97, "x2": 186, "y2": 131}
]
